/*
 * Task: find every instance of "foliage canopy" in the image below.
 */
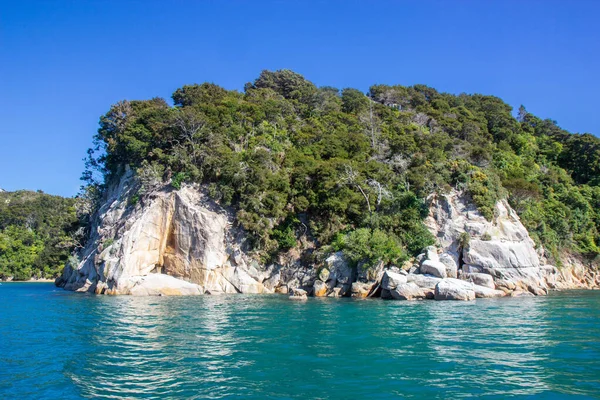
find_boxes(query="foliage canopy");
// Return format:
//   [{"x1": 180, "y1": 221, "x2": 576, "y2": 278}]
[{"x1": 78, "y1": 69, "x2": 600, "y2": 269}]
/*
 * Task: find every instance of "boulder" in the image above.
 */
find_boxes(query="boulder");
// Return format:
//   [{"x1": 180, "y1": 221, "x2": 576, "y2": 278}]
[
  {"x1": 227, "y1": 267, "x2": 269, "y2": 294},
  {"x1": 423, "y1": 246, "x2": 439, "y2": 262},
  {"x1": 289, "y1": 288, "x2": 308, "y2": 300},
  {"x1": 463, "y1": 272, "x2": 495, "y2": 289},
  {"x1": 126, "y1": 274, "x2": 203, "y2": 296},
  {"x1": 420, "y1": 260, "x2": 447, "y2": 278},
  {"x1": 464, "y1": 239, "x2": 540, "y2": 272},
  {"x1": 495, "y1": 279, "x2": 516, "y2": 291},
  {"x1": 407, "y1": 274, "x2": 442, "y2": 289},
  {"x1": 389, "y1": 282, "x2": 426, "y2": 300},
  {"x1": 323, "y1": 252, "x2": 354, "y2": 285},
  {"x1": 358, "y1": 260, "x2": 385, "y2": 282},
  {"x1": 381, "y1": 270, "x2": 407, "y2": 290},
  {"x1": 351, "y1": 282, "x2": 373, "y2": 298},
  {"x1": 511, "y1": 290, "x2": 534, "y2": 297},
  {"x1": 313, "y1": 280, "x2": 328, "y2": 297},
  {"x1": 527, "y1": 285, "x2": 547, "y2": 296},
  {"x1": 473, "y1": 284, "x2": 505, "y2": 298},
  {"x1": 439, "y1": 253, "x2": 458, "y2": 278},
  {"x1": 434, "y1": 278, "x2": 475, "y2": 301},
  {"x1": 318, "y1": 268, "x2": 330, "y2": 283}
]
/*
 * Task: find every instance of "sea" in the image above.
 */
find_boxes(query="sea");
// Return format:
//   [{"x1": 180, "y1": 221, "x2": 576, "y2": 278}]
[{"x1": 1, "y1": 282, "x2": 599, "y2": 399}]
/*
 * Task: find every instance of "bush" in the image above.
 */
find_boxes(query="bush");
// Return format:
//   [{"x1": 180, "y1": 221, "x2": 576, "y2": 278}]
[
  {"x1": 171, "y1": 172, "x2": 188, "y2": 190},
  {"x1": 333, "y1": 228, "x2": 406, "y2": 270}
]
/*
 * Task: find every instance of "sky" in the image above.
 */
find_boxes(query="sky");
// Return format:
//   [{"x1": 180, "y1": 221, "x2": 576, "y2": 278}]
[{"x1": 1, "y1": 0, "x2": 599, "y2": 197}]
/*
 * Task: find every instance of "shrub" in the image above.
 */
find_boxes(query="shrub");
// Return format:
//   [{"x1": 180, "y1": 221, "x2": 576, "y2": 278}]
[
  {"x1": 171, "y1": 172, "x2": 188, "y2": 190},
  {"x1": 333, "y1": 228, "x2": 406, "y2": 270}
]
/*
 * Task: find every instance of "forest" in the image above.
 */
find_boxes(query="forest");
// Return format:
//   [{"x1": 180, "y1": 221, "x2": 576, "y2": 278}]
[
  {"x1": 0, "y1": 190, "x2": 80, "y2": 280},
  {"x1": 2, "y1": 69, "x2": 599, "y2": 280},
  {"x1": 84, "y1": 69, "x2": 600, "y2": 270}
]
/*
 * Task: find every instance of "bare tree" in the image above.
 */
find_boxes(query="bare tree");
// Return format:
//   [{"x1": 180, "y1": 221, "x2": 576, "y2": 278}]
[
  {"x1": 359, "y1": 100, "x2": 381, "y2": 149},
  {"x1": 339, "y1": 165, "x2": 392, "y2": 219},
  {"x1": 339, "y1": 164, "x2": 371, "y2": 214},
  {"x1": 367, "y1": 178, "x2": 392, "y2": 211},
  {"x1": 172, "y1": 109, "x2": 207, "y2": 164}
]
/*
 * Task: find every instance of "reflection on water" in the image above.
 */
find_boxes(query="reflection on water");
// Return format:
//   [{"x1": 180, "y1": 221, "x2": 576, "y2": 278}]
[{"x1": 1, "y1": 285, "x2": 599, "y2": 399}]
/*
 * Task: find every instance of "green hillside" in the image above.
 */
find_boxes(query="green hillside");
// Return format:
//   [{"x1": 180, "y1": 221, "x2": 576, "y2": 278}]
[
  {"x1": 77, "y1": 69, "x2": 600, "y2": 271},
  {"x1": 0, "y1": 190, "x2": 79, "y2": 280}
]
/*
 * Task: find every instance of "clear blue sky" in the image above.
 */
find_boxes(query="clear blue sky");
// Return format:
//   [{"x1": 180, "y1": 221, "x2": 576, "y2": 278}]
[{"x1": 1, "y1": 0, "x2": 599, "y2": 197}]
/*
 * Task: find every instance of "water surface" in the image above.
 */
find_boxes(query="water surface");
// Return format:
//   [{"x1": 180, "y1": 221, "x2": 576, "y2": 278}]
[{"x1": 1, "y1": 283, "x2": 599, "y2": 399}]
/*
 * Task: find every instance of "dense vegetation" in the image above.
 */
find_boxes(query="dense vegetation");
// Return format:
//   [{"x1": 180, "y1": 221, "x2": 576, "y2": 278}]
[
  {"x1": 0, "y1": 191, "x2": 80, "y2": 280},
  {"x1": 84, "y1": 69, "x2": 600, "y2": 269}
]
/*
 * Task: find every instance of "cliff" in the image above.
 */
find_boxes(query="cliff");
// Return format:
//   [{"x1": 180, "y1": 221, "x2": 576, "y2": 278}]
[
  {"x1": 423, "y1": 191, "x2": 599, "y2": 295},
  {"x1": 57, "y1": 170, "x2": 274, "y2": 295},
  {"x1": 57, "y1": 172, "x2": 598, "y2": 298}
]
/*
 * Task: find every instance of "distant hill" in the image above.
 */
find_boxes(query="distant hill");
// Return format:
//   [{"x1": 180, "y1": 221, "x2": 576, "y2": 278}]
[{"x1": 0, "y1": 190, "x2": 79, "y2": 280}]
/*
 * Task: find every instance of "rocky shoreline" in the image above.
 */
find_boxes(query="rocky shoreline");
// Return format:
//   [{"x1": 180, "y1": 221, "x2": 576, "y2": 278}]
[{"x1": 56, "y1": 170, "x2": 599, "y2": 299}]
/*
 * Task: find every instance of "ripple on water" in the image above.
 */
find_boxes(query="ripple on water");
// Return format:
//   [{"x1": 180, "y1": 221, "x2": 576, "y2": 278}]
[{"x1": 1, "y1": 285, "x2": 600, "y2": 399}]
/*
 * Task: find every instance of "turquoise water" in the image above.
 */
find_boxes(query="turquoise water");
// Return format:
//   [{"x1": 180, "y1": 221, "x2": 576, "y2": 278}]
[{"x1": 1, "y1": 283, "x2": 599, "y2": 399}]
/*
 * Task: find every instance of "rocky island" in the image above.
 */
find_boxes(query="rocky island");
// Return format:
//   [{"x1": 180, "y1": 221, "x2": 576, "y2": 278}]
[{"x1": 53, "y1": 70, "x2": 600, "y2": 300}]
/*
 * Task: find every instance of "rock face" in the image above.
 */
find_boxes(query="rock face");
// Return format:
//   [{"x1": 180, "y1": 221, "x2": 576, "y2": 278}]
[
  {"x1": 56, "y1": 170, "x2": 276, "y2": 296},
  {"x1": 57, "y1": 171, "x2": 598, "y2": 299},
  {"x1": 424, "y1": 190, "x2": 554, "y2": 295}
]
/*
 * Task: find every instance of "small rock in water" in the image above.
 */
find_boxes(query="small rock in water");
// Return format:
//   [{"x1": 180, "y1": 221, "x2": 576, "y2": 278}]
[
  {"x1": 511, "y1": 290, "x2": 534, "y2": 297},
  {"x1": 351, "y1": 282, "x2": 373, "y2": 298},
  {"x1": 289, "y1": 288, "x2": 308, "y2": 300}
]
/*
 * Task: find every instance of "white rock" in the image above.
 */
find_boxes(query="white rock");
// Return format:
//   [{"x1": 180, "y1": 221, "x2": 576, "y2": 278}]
[
  {"x1": 423, "y1": 246, "x2": 439, "y2": 262},
  {"x1": 439, "y1": 252, "x2": 458, "y2": 278},
  {"x1": 381, "y1": 270, "x2": 408, "y2": 290},
  {"x1": 351, "y1": 282, "x2": 373, "y2": 298},
  {"x1": 420, "y1": 260, "x2": 447, "y2": 278},
  {"x1": 126, "y1": 274, "x2": 203, "y2": 296},
  {"x1": 424, "y1": 190, "x2": 549, "y2": 293},
  {"x1": 473, "y1": 284, "x2": 505, "y2": 298},
  {"x1": 57, "y1": 171, "x2": 270, "y2": 296},
  {"x1": 407, "y1": 274, "x2": 442, "y2": 289},
  {"x1": 434, "y1": 278, "x2": 475, "y2": 301},
  {"x1": 463, "y1": 272, "x2": 495, "y2": 289},
  {"x1": 390, "y1": 282, "x2": 425, "y2": 300},
  {"x1": 324, "y1": 252, "x2": 353, "y2": 285},
  {"x1": 289, "y1": 288, "x2": 308, "y2": 300}
]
